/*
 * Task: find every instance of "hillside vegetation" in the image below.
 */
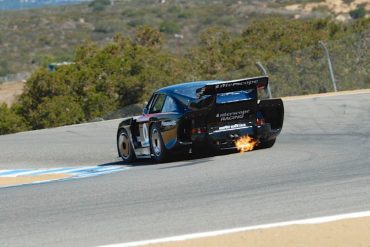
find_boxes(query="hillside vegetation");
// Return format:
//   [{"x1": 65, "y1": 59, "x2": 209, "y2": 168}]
[
  {"x1": 1, "y1": 0, "x2": 369, "y2": 78},
  {"x1": 1, "y1": 15, "x2": 369, "y2": 134}
]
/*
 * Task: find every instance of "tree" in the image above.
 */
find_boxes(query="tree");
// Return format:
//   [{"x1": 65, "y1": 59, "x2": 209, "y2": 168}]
[
  {"x1": 31, "y1": 96, "x2": 85, "y2": 129},
  {"x1": 0, "y1": 104, "x2": 28, "y2": 135}
]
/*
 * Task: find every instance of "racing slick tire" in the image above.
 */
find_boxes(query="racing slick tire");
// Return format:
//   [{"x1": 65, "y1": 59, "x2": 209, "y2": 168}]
[
  {"x1": 150, "y1": 123, "x2": 168, "y2": 163},
  {"x1": 258, "y1": 138, "x2": 276, "y2": 149},
  {"x1": 117, "y1": 128, "x2": 136, "y2": 162}
]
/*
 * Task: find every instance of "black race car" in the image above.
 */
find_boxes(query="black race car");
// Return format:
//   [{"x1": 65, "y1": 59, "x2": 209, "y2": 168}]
[{"x1": 117, "y1": 76, "x2": 284, "y2": 163}]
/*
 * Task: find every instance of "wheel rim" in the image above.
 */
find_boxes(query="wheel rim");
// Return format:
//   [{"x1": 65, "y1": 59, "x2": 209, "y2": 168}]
[
  {"x1": 118, "y1": 132, "x2": 130, "y2": 159},
  {"x1": 151, "y1": 128, "x2": 161, "y2": 156}
]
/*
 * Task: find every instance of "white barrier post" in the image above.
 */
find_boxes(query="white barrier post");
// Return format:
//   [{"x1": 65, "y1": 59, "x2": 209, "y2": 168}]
[
  {"x1": 256, "y1": 61, "x2": 272, "y2": 99},
  {"x1": 319, "y1": 41, "x2": 338, "y2": 92}
]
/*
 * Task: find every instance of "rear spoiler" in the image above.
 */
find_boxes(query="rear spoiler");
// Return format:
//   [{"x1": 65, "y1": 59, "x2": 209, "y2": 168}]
[{"x1": 196, "y1": 76, "x2": 268, "y2": 98}]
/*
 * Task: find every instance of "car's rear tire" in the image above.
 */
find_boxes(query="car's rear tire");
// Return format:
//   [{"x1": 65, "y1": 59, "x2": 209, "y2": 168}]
[
  {"x1": 150, "y1": 123, "x2": 168, "y2": 163},
  {"x1": 258, "y1": 138, "x2": 276, "y2": 149},
  {"x1": 117, "y1": 128, "x2": 136, "y2": 162}
]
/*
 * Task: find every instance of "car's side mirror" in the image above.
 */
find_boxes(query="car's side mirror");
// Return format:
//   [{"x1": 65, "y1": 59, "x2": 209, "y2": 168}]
[{"x1": 143, "y1": 107, "x2": 148, "y2": 114}]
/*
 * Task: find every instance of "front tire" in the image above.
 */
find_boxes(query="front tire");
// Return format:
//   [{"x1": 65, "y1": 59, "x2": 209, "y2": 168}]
[
  {"x1": 150, "y1": 123, "x2": 168, "y2": 163},
  {"x1": 117, "y1": 128, "x2": 136, "y2": 162}
]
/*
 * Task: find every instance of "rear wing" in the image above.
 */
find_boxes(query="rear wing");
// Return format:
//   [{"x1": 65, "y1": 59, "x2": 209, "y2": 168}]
[{"x1": 196, "y1": 76, "x2": 268, "y2": 98}]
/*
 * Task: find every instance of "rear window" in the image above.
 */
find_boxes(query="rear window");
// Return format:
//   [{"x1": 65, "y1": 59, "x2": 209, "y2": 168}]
[
  {"x1": 162, "y1": 96, "x2": 179, "y2": 112},
  {"x1": 174, "y1": 85, "x2": 202, "y2": 99},
  {"x1": 173, "y1": 81, "x2": 222, "y2": 99},
  {"x1": 216, "y1": 90, "x2": 255, "y2": 104}
]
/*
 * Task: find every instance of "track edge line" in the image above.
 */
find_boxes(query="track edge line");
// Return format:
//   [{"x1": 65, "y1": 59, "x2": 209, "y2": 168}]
[{"x1": 101, "y1": 210, "x2": 370, "y2": 247}]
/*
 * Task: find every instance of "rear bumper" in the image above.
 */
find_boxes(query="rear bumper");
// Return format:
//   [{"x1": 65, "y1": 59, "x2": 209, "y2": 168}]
[{"x1": 191, "y1": 124, "x2": 280, "y2": 150}]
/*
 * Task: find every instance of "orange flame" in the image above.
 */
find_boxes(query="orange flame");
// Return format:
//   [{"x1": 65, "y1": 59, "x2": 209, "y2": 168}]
[{"x1": 234, "y1": 135, "x2": 260, "y2": 153}]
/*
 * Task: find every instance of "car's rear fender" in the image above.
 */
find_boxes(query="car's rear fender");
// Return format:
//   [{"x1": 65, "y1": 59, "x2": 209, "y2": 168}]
[{"x1": 258, "y1": 99, "x2": 284, "y2": 131}]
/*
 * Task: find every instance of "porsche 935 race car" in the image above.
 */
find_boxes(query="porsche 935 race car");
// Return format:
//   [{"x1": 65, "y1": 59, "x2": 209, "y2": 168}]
[{"x1": 117, "y1": 76, "x2": 284, "y2": 163}]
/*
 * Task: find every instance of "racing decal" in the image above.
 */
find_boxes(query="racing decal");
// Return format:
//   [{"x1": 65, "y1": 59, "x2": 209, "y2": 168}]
[
  {"x1": 215, "y1": 79, "x2": 260, "y2": 89},
  {"x1": 142, "y1": 123, "x2": 150, "y2": 146},
  {"x1": 218, "y1": 123, "x2": 247, "y2": 131},
  {"x1": 161, "y1": 120, "x2": 177, "y2": 127},
  {"x1": 136, "y1": 113, "x2": 161, "y2": 123},
  {"x1": 216, "y1": 110, "x2": 250, "y2": 122},
  {"x1": 136, "y1": 115, "x2": 150, "y2": 123}
]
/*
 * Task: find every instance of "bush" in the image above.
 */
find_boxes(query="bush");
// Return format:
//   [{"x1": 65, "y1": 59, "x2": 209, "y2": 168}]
[
  {"x1": 0, "y1": 61, "x2": 9, "y2": 77},
  {"x1": 178, "y1": 11, "x2": 192, "y2": 19},
  {"x1": 127, "y1": 19, "x2": 146, "y2": 28},
  {"x1": 349, "y1": 5, "x2": 366, "y2": 19},
  {"x1": 134, "y1": 25, "x2": 164, "y2": 49},
  {"x1": 121, "y1": 9, "x2": 139, "y2": 18},
  {"x1": 0, "y1": 104, "x2": 28, "y2": 135},
  {"x1": 159, "y1": 21, "x2": 181, "y2": 34},
  {"x1": 31, "y1": 96, "x2": 85, "y2": 129},
  {"x1": 88, "y1": 0, "x2": 110, "y2": 12}
]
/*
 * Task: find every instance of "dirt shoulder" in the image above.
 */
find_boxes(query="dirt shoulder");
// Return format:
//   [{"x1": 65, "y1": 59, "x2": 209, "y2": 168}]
[
  {"x1": 149, "y1": 216, "x2": 370, "y2": 247},
  {"x1": 0, "y1": 81, "x2": 25, "y2": 106},
  {"x1": 0, "y1": 174, "x2": 71, "y2": 188}
]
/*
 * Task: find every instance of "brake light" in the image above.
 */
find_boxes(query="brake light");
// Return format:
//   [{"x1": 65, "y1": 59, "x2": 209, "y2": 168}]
[
  {"x1": 256, "y1": 83, "x2": 265, "y2": 89},
  {"x1": 256, "y1": 118, "x2": 265, "y2": 126},
  {"x1": 191, "y1": 127, "x2": 207, "y2": 134}
]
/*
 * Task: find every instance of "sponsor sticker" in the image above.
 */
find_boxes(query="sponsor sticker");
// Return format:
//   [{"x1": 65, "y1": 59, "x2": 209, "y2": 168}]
[
  {"x1": 216, "y1": 110, "x2": 250, "y2": 121},
  {"x1": 161, "y1": 120, "x2": 177, "y2": 127},
  {"x1": 216, "y1": 79, "x2": 260, "y2": 89},
  {"x1": 218, "y1": 123, "x2": 247, "y2": 131}
]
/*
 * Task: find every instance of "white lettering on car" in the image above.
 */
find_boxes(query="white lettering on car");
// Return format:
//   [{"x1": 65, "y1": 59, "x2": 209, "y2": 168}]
[
  {"x1": 216, "y1": 110, "x2": 250, "y2": 121},
  {"x1": 218, "y1": 123, "x2": 247, "y2": 131},
  {"x1": 161, "y1": 120, "x2": 177, "y2": 127},
  {"x1": 217, "y1": 80, "x2": 259, "y2": 89}
]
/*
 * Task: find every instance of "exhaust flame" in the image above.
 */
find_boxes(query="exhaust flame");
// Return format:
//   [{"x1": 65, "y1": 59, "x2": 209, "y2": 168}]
[{"x1": 234, "y1": 135, "x2": 260, "y2": 153}]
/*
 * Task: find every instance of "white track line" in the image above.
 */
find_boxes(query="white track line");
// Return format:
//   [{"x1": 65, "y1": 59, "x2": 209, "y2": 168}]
[{"x1": 101, "y1": 211, "x2": 370, "y2": 247}]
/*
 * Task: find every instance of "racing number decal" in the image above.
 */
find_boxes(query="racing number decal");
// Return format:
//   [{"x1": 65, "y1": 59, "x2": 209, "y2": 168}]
[{"x1": 142, "y1": 123, "x2": 149, "y2": 144}]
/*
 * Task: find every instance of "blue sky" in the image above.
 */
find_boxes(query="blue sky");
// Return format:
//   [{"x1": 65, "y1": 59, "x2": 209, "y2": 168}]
[{"x1": 0, "y1": 0, "x2": 90, "y2": 10}]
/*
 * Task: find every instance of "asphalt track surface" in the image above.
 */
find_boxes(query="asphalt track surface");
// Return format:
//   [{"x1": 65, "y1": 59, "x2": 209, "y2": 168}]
[{"x1": 1, "y1": 92, "x2": 370, "y2": 247}]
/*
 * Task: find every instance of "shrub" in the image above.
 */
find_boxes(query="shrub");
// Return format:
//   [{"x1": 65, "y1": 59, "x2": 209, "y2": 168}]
[
  {"x1": 31, "y1": 96, "x2": 85, "y2": 128},
  {"x1": 178, "y1": 11, "x2": 192, "y2": 19},
  {"x1": 349, "y1": 5, "x2": 366, "y2": 19},
  {"x1": 128, "y1": 19, "x2": 146, "y2": 28},
  {"x1": 0, "y1": 104, "x2": 28, "y2": 135},
  {"x1": 134, "y1": 25, "x2": 164, "y2": 49},
  {"x1": 159, "y1": 21, "x2": 181, "y2": 34},
  {"x1": 88, "y1": 0, "x2": 110, "y2": 12}
]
